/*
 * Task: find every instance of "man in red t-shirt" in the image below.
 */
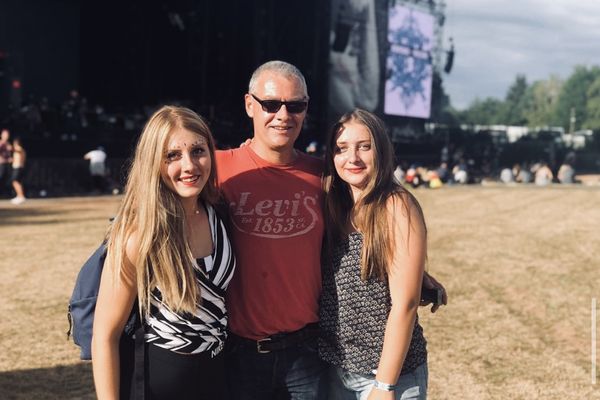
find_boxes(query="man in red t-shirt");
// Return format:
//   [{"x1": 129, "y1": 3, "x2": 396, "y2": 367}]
[{"x1": 217, "y1": 61, "x2": 326, "y2": 399}]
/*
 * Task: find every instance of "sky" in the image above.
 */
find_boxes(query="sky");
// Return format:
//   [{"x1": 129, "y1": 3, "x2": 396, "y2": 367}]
[{"x1": 443, "y1": 0, "x2": 600, "y2": 110}]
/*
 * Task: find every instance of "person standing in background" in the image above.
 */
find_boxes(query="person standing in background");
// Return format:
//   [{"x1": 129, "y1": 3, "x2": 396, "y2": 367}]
[
  {"x1": 10, "y1": 137, "x2": 26, "y2": 204},
  {"x1": 84, "y1": 146, "x2": 107, "y2": 193},
  {"x1": 0, "y1": 129, "x2": 12, "y2": 197}
]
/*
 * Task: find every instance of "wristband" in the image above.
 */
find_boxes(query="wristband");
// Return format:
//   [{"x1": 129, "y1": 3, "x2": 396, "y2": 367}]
[{"x1": 373, "y1": 379, "x2": 396, "y2": 391}]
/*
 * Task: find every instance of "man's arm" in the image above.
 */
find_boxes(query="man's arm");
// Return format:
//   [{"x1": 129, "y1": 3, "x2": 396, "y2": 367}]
[{"x1": 420, "y1": 271, "x2": 448, "y2": 313}]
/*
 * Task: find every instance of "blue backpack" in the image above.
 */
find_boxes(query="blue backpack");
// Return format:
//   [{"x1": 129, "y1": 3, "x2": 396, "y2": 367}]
[{"x1": 67, "y1": 243, "x2": 139, "y2": 360}]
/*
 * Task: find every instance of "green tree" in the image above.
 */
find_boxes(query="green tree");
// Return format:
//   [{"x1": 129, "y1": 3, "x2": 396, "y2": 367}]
[
  {"x1": 459, "y1": 97, "x2": 504, "y2": 125},
  {"x1": 584, "y1": 75, "x2": 600, "y2": 129},
  {"x1": 522, "y1": 75, "x2": 562, "y2": 127},
  {"x1": 501, "y1": 74, "x2": 528, "y2": 125},
  {"x1": 554, "y1": 65, "x2": 600, "y2": 131}
]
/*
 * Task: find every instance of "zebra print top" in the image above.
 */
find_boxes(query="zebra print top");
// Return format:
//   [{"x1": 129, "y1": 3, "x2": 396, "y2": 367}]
[{"x1": 144, "y1": 203, "x2": 236, "y2": 356}]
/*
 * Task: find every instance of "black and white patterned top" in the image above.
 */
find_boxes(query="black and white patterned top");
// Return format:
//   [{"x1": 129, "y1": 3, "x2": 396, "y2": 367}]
[
  {"x1": 319, "y1": 231, "x2": 427, "y2": 375},
  {"x1": 145, "y1": 203, "x2": 236, "y2": 356}
]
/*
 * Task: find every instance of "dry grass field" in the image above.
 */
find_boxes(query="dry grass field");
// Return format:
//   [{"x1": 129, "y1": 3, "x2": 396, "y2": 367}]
[{"x1": 0, "y1": 186, "x2": 599, "y2": 399}]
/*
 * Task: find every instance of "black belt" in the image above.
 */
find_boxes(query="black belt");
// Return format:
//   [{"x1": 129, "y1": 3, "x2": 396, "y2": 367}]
[{"x1": 229, "y1": 323, "x2": 319, "y2": 354}]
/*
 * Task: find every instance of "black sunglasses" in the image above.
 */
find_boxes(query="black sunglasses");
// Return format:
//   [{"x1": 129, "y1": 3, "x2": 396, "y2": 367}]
[{"x1": 251, "y1": 94, "x2": 308, "y2": 114}]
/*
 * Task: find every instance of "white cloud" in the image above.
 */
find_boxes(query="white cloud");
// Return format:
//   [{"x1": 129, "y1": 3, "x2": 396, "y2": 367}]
[{"x1": 444, "y1": 0, "x2": 600, "y2": 109}]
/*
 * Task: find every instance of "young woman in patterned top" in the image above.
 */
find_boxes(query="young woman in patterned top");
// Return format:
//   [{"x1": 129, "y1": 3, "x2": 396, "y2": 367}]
[
  {"x1": 320, "y1": 109, "x2": 429, "y2": 400},
  {"x1": 92, "y1": 106, "x2": 235, "y2": 399}
]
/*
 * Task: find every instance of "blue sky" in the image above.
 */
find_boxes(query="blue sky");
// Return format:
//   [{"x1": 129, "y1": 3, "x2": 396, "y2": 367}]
[{"x1": 443, "y1": 0, "x2": 600, "y2": 109}]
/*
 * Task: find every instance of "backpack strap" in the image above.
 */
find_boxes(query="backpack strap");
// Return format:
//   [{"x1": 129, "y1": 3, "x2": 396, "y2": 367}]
[{"x1": 133, "y1": 322, "x2": 146, "y2": 400}]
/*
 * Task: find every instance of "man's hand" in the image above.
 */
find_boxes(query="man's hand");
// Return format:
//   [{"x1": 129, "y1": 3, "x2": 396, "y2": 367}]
[
  {"x1": 239, "y1": 138, "x2": 252, "y2": 147},
  {"x1": 420, "y1": 271, "x2": 448, "y2": 313}
]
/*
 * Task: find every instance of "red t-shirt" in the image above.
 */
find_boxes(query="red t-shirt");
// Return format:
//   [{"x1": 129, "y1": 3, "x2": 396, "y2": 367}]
[{"x1": 216, "y1": 146, "x2": 324, "y2": 340}]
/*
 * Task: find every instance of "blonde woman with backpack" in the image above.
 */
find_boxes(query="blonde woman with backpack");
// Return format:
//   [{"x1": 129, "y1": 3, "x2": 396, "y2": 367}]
[{"x1": 92, "y1": 106, "x2": 235, "y2": 399}]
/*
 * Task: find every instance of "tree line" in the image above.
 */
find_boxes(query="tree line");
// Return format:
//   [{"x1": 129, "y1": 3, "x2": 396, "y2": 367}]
[{"x1": 450, "y1": 65, "x2": 600, "y2": 131}]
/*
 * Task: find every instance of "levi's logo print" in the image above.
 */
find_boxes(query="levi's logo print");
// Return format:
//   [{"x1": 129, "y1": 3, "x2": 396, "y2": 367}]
[{"x1": 229, "y1": 191, "x2": 319, "y2": 238}]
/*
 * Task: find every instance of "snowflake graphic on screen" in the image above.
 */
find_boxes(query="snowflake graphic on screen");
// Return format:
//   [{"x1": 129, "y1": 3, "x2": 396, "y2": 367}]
[{"x1": 387, "y1": 8, "x2": 432, "y2": 109}]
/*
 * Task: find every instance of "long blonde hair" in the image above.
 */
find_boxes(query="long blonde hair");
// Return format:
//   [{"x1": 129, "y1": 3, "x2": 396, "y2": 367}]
[
  {"x1": 106, "y1": 105, "x2": 219, "y2": 317},
  {"x1": 323, "y1": 109, "x2": 426, "y2": 281}
]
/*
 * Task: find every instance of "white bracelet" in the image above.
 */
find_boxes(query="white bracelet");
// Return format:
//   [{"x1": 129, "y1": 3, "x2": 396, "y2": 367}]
[{"x1": 373, "y1": 379, "x2": 396, "y2": 391}]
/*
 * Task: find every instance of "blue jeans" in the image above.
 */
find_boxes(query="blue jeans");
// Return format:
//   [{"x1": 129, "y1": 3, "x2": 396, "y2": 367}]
[
  {"x1": 327, "y1": 363, "x2": 428, "y2": 400},
  {"x1": 225, "y1": 336, "x2": 328, "y2": 399}
]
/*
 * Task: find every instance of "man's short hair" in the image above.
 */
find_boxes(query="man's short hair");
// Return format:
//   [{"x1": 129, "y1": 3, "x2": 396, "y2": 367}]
[{"x1": 248, "y1": 60, "x2": 308, "y2": 98}]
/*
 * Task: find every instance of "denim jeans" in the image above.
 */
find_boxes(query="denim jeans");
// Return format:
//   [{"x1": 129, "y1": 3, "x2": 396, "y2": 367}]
[
  {"x1": 225, "y1": 336, "x2": 328, "y2": 400},
  {"x1": 327, "y1": 363, "x2": 428, "y2": 400}
]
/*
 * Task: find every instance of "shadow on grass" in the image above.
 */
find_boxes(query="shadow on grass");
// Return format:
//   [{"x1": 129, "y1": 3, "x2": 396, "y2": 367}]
[
  {"x1": 0, "y1": 207, "x2": 113, "y2": 227},
  {"x1": 0, "y1": 207, "x2": 71, "y2": 222},
  {"x1": 0, "y1": 363, "x2": 95, "y2": 400}
]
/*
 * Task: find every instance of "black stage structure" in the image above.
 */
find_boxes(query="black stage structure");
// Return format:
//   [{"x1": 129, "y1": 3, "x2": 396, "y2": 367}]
[
  {"x1": 0, "y1": 0, "x2": 452, "y2": 196},
  {"x1": 79, "y1": 0, "x2": 331, "y2": 151},
  {"x1": 0, "y1": 0, "x2": 331, "y2": 154}
]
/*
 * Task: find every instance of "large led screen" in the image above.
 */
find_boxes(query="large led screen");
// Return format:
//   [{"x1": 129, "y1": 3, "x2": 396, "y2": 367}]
[{"x1": 384, "y1": 4, "x2": 434, "y2": 119}]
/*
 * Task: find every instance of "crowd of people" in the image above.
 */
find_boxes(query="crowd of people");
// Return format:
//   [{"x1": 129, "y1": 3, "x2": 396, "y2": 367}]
[
  {"x1": 1, "y1": 87, "x2": 247, "y2": 153},
  {"x1": 1, "y1": 82, "x2": 586, "y2": 201},
  {"x1": 498, "y1": 155, "x2": 578, "y2": 186},
  {"x1": 90, "y1": 61, "x2": 447, "y2": 400},
  {"x1": 392, "y1": 153, "x2": 581, "y2": 190},
  {"x1": 2, "y1": 89, "x2": 144, "y2": 142}
]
